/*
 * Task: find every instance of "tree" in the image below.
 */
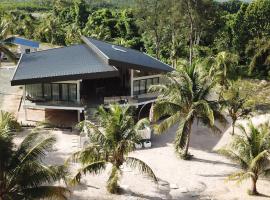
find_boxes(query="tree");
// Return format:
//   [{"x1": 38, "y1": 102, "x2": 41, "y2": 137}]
[
  {"x1": 150, "y1": 62, "x2": 226, "y2": 159},
  {"x1": 219, "y1": 121, "x2": 270, "y2": 195},
  {"x1": 208, "y1": 51, "x2": 239, "y2": 96},
  {"x1": 0, "y1": 20, "x2": 17, "y2": 65},
  {"x1": 247, "y1": 38, "x2": 270, "y2": 77},
  {"x1": 68, "y1": 104, "x2": 157, "y2": 194},
  {"x1": 83, "y1": 8, "x2": 117, "y2": 41},
  {"x1": 136, "y1": 0, "x2": 167, "y2": 59},
  {"x1": 0, "y1": 111, "x2": 69, "y2": 199},
  {"x1": 244, "y1": 0, "x2": 270, "y2": 40},
  {"x1": 222, "y1": 85, "x2": 252, "y2": 135}
]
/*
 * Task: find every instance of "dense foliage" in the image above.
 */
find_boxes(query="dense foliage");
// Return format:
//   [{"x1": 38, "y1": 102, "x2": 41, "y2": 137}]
[{"x1": 0, "y1": 0, "x2": 268, "y2": 78}]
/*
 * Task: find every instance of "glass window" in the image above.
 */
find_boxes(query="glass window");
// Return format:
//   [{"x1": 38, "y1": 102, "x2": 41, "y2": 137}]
[
  {"x1": 69, "y1": 84, "x2": 77, "y2": 102},
  {"x1": 133, "y1": 80, "x2": 140, "y2": 95},
  {"x1": 146, "y1": 79, "x2": 153, "y2": 92},
  {"x1": 43, "y1": 83, "x2": 51, "y2": 100},
  {"x1": 61, "y1": 84, "x2": 69, "y2": 101},
  {"x1": 52, "y1": 84, "x2": 60, "y2": 101},
  {"x1": 26, "y1": 84, "x2": 42, "y2": 98},
  {"x1": 140, "y1": 79, "x2": 146, "y2": 94}
]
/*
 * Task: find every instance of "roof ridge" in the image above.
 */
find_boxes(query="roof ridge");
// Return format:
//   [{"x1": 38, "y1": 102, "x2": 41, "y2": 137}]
[
  {"x1": 22, "y1": 44, "x2": 84, "y2": 55},
  {"x1": 83, "y1": 35, "x2": 145, "y2": 54}
]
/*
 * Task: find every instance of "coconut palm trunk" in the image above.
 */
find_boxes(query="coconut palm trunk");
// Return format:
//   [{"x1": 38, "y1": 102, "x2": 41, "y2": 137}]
[
  {"x1": 183, "y1": 120, "x2": 193, "y2": 158},
  {"x1": 251, "y1": 176, "x2": 258, "y2": 195}
]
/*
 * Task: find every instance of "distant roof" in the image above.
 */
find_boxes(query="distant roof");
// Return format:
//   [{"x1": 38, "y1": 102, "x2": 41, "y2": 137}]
[
  {"x1": 82, "y1": 36, "x2": 173, "y2": 72},
  {"x1": 4, "y1": 37, "x2": 40, "y2": 48},
  {"x1": 11, "y1": 44, "x2": 118, "y2": 85},
  {"x1": 11, "y1": 36, "x2": 173, "y2": 86}
]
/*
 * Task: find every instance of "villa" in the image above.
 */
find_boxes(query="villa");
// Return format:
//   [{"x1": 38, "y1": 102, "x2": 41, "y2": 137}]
[{"x1": 10, "y1": 36, "x2": 173, "y2": 122}]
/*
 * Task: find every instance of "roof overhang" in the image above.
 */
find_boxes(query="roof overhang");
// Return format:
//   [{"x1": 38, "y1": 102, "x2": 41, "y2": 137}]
[{"x1": 11, "y1": 70, "x2": 119, "y2": 86}]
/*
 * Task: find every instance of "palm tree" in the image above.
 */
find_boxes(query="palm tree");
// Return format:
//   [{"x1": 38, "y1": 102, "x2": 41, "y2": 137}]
[
  {"x1": 222, "y1": 85, "x2": 253, "y2": 135},
  {"x1": 150, "y1": 63, "x2": 226, "y2": 159},
  {"x1": 0, "y1": 111, "x2": 70, "y2": 199},
  {"x1": 68, "y1": 104, "x2": 157, "y2": 194},
  {"x1": 219, "y1": 121, "x2": 270, "y2": 195},
  {"x1": 0, "y1": 20, "x2": 17, "y2": 66},
  {"x1": 207, "y1": 51, "x2": 239, "y2": 98}
]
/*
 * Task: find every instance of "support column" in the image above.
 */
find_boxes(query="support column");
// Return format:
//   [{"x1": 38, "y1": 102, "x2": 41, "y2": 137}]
[
  {"x1": 130, "y1": 69, "x2": 134, "y2": 97},
  {"x1": 77, "y1": 110, "x2": 81, "y2": 122},
  {"x1": 77, "y1": 80, "x2": 80, "y2": 103}
]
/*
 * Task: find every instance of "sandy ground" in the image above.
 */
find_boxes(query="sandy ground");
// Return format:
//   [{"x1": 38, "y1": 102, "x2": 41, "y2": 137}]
[{"x1": 12, "y1": 114, "x2": 270, "y2": 200}]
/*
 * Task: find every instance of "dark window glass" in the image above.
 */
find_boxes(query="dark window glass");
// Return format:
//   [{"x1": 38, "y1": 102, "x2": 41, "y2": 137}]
[
  {"x1": 26, "y1": 84, "x2": 42, "y2": 98},
  {"x1": 52, "y1": 84, "x2": 60, "y2": 101},
  {"x1": 61, "y1": 84, "x2": 69, "y2": 101},
  {"x1": 133, "y1": 80, "x2": 140, "y2": 95},
  {"x1": 43, "y1": 83, "x2": 51, "y2": 100},
  {"x1": 140, "y1": 79, "x2": 146, "y2": 94},
  {"x1": 69, "y1": 84, "x2": 77, "y2": 102}
]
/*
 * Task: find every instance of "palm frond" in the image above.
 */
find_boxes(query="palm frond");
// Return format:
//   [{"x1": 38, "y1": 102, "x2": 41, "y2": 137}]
[
  {"x1": 125, "y1": 157, "x2": 157, "y2": 182},
  {"x1": 70, "y1": 161, "x2": 106, "y2": 185},
  {"x1": 227, "y1": 171, "x2": 251, "y2": 184},
  {"x1": 218, "y1": 148, "x2": 248, "y2": 169},
  {"x1": 154, "y1": 111, "x2": 181, "y2": 134}
]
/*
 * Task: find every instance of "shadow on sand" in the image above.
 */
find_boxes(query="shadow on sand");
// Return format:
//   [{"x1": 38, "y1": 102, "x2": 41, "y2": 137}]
[{"x1": 150, "y1": 120, "x2": 231, "y2": 153}]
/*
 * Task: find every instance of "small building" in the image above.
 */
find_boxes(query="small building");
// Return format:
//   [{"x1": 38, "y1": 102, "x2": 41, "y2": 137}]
[
  {"x1": 11, "y1": 36, "x2": 173, "y2": 123},
  {"x1": 4, "y1": 36, "x2": 39, "y2": 54}
]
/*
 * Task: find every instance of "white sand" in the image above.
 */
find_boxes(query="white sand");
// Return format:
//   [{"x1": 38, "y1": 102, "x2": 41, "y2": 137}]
[{"x1": 13, "y1": 114, "x2": 270, "y2": 200}]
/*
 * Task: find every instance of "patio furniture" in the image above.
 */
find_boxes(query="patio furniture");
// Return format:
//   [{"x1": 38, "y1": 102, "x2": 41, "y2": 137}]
[
  {"x1": 135, "y1": 142, "x2": 143, "y2": 149},
  {"x1": 143, "y1": 141, "x2": 151, "y2": 148}
]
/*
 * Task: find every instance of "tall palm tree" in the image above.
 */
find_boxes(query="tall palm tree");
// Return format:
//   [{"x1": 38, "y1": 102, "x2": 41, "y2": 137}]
[
  {"x1": 222, "y1": 85, "x2": 253, "y2": 135},
  {"x1": 219, "y1": 121, "x2": 270, "y2": 195},
  {"x1": 0, "y1": 111, "x2": 70, "y2": 200},
  {"x1": 150, "y1": 63, "x2": 226, "y2": 159},
  {"x1": 68, "y1": 104, "x2": 157, "y2": 194},
  {"x1": 0, "y1": 20, "x2": 17, "y2": 66}
]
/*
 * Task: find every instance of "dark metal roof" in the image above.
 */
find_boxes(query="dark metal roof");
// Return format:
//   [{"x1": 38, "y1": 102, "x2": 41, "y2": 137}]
[
  {"x1": 11, "y1": 36, "x2": 173, "y2": 86},
  {"x1": 11, "y1": 44, "x2": 118, "y2": 86},
  {"x1": 82, "y1": 36, "x2": 173, "y2": 72},
  {"x1": 4, "y1": 37, "x2": 40, "y2": 48}
]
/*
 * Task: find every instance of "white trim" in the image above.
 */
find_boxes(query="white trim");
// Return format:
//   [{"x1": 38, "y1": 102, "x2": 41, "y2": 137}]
[
  {"x1": 133, "y1": 74, "x2": 161, "y2": 81},
  {"x1": 11, "y1": 54, "x2": 23, "y2": 82},
  {"x1": 23, "y1": 104, "x2": 84, "y2": 111}
]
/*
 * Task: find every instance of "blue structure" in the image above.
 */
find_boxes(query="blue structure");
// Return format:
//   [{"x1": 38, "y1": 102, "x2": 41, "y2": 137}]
[{"x1": 4, "y1": 37, "x2": 39, "y2": 48}]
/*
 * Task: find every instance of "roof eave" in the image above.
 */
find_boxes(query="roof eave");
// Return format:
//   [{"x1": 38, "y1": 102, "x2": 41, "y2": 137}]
[
  {"x1": 108, "y1": 59, "x2": 173, "y2": 73},
  {"x1": 11, "y1": 70, "x2": 119, "y2": 86}
]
